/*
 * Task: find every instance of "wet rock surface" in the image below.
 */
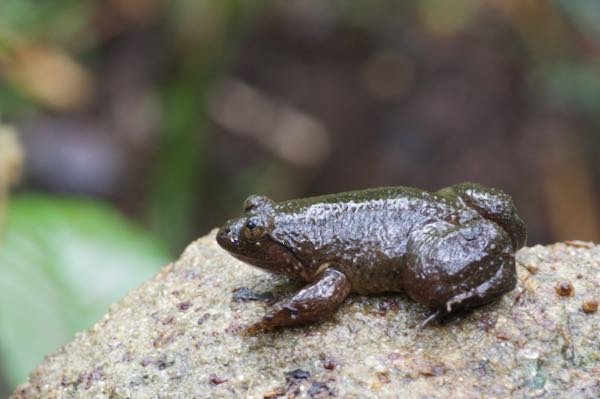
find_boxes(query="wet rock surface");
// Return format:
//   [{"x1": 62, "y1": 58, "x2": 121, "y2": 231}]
[{"x1": 12, "y1": 231, "x2": 600, "y2": 398}]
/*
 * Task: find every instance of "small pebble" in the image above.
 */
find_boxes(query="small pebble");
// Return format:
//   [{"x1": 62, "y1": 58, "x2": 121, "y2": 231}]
[
  {"x1": 555, "y1": 281, "x2": 574, "y2": 297},
  {"x1": 284, "y1": 369, "x2": 310, "y2": 381},
  {"x1": 208, "y1": 374, "x2": 227, "y2": 385},
  {"x1": 582, "y1": 297, "x2": 598, "y2": 314},
  {"x1": 308, "y1": 382, "x2": 333, "y2": 397},
  {"x1": 263, "y1": 387, "x2": 285, "y2": 398},
  {"x1": 322, "y1": 358, "x2": 338, "y2": 370},
  {"x1": 177, "y1": 300, "x2": 192, "y2": 311}
]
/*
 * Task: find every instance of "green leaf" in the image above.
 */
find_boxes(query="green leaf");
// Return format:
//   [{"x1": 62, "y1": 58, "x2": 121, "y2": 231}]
[{"x1": 0, "y1": 194, "x2": 171, "y2": 389}]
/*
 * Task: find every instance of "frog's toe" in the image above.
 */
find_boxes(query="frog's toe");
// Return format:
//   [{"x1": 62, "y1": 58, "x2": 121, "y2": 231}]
[
  {"x1": 444, "y1": 289, "x2": 478, "y2": 313},
  {"x1": 243, "y1": 321, "x2": 269, "y2": 335},
  {"x1": 418, "y1": 309, "x2": 447, "y2": 330},
  {"x1": 244, "y1": 306, "x2": 299, "y2": 333}
]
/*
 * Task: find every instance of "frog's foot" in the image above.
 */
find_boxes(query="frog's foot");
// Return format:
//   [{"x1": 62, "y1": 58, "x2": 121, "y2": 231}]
[
  {"x1": 245, "y1": 267, "x2": 351, "y2": 333},
  {"x1": 244, "y1": 305, "x2": 298, "y2": 334}
]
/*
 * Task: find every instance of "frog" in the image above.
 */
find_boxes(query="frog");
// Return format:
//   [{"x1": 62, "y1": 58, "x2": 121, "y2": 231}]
[{"x1": 216, "y1": 182, "x2": 526, "y2": 331}]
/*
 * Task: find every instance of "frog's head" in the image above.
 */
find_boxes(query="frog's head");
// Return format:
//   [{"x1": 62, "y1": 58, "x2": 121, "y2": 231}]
[
  {"x1": 217, "y1": 195, "x2": 311, "y2": 280},
  {"x1": 451, "y1": 183, "x2": 527, "y2": 250}
]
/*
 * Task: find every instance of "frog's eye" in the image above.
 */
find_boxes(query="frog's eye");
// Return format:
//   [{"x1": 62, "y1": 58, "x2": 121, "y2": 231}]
[{"x1": 243, "y1": 220, "x2": 265, "y2": 240}]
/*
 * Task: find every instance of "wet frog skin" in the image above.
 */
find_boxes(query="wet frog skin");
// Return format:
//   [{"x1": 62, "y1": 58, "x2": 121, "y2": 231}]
[{"x1": 217, "y1": 182, "x2": 527, "y2": 331}]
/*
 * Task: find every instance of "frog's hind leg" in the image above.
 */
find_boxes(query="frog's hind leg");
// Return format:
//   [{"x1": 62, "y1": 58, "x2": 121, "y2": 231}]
[
  {"x1": 442, "y1": 255, "x2": 517, "y2": 311},
  {"x1": 403, "y1": 219, "x2": 517, "y2": 327},
  {"x1": 245, "y1": 267, "x2": 351, "y2": 333}
]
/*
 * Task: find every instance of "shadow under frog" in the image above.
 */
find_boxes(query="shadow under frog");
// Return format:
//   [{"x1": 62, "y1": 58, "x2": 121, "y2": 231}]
[{"x1": 217, "y1": 182, "x2": 527, "y2": 332}]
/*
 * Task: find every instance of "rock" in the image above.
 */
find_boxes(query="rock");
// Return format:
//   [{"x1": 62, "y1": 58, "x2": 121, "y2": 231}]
[{"x1": 11, "y1": 232, "x2": 600, "y2": 398}]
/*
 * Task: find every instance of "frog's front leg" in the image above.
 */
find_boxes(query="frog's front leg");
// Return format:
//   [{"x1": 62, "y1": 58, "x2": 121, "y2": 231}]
[
  {"x1": 404, "y1": 219, "x2": 517, "y2": 327},
  {"x1": 246, "y1": 267, "x2": 351, "y2": 333}
]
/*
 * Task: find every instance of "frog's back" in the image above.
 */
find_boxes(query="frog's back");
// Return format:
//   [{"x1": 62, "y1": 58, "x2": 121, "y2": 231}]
[
  {"x1": 272, "y1": 187, "x2": 477, "y2": 293},
  {"x1": 275, "y1": 186, "x2": 425, "y2": 211}
]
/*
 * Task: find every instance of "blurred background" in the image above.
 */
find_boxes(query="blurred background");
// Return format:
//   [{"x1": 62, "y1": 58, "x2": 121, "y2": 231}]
[{"x1": 1, "y1": 0, "x2": 600, "y2": 393}]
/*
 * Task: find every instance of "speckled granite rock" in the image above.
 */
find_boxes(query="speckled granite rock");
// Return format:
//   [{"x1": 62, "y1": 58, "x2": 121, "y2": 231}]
[{"x1": 12, "y1": 232, "x2": 599, "y2": 399}]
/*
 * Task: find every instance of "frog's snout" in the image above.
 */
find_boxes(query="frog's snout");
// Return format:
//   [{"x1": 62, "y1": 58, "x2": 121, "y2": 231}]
[{"x1": 217, "y1": 220, "x2": 241, "y2": 251}]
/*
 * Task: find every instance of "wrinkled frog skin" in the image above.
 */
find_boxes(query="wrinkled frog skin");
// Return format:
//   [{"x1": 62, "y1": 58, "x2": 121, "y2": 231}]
[{"x1": 217, "y1": 183, "x2": 526, "y2": 331}]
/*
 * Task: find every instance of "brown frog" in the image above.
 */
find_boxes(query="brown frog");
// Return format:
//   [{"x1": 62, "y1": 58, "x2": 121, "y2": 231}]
[{"x1": 217, "y1": 182, "x2": 526, "y2": 331}]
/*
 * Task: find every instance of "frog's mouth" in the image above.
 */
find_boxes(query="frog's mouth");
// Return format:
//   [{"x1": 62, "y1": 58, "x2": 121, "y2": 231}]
[
  {"x1": 237, "y1": 241, "x2": 310, "y2": 279},
  {"x1": 217, "y1": 224, "x2": 312, "y2": 281}
]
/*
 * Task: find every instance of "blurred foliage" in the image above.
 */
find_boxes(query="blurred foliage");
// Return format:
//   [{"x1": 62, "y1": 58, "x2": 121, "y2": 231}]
[
  {"x1": 537, "y1": 63, "x2": 600, "y2": 115},
  {"x1": 554, "y1": 0, "x2": 600, "y2": 38},
  {"x1": 0, "y1": 195, "x2": 170, "y2": 388},
  {"x1": 0, "y1": 126, "x2": 23, "y2": 229},
  {"x1": 149, "y1": 0, "x2": 262, "y2": 250},
  {"x1": 0, "y1": 0, "x2": 90, "y2": 41}
]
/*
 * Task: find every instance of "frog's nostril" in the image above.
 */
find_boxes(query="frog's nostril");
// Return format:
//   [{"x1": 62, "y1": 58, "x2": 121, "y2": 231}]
[
  {"x1": 218, "y1": 226, "x2": 232, "y2": 238},
  {"x1": 217, "y1": 224, "x2": 240, "y2": 250},
  {"x1": 217, "y1": 227, "x2": 230, "y2": 245}
]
